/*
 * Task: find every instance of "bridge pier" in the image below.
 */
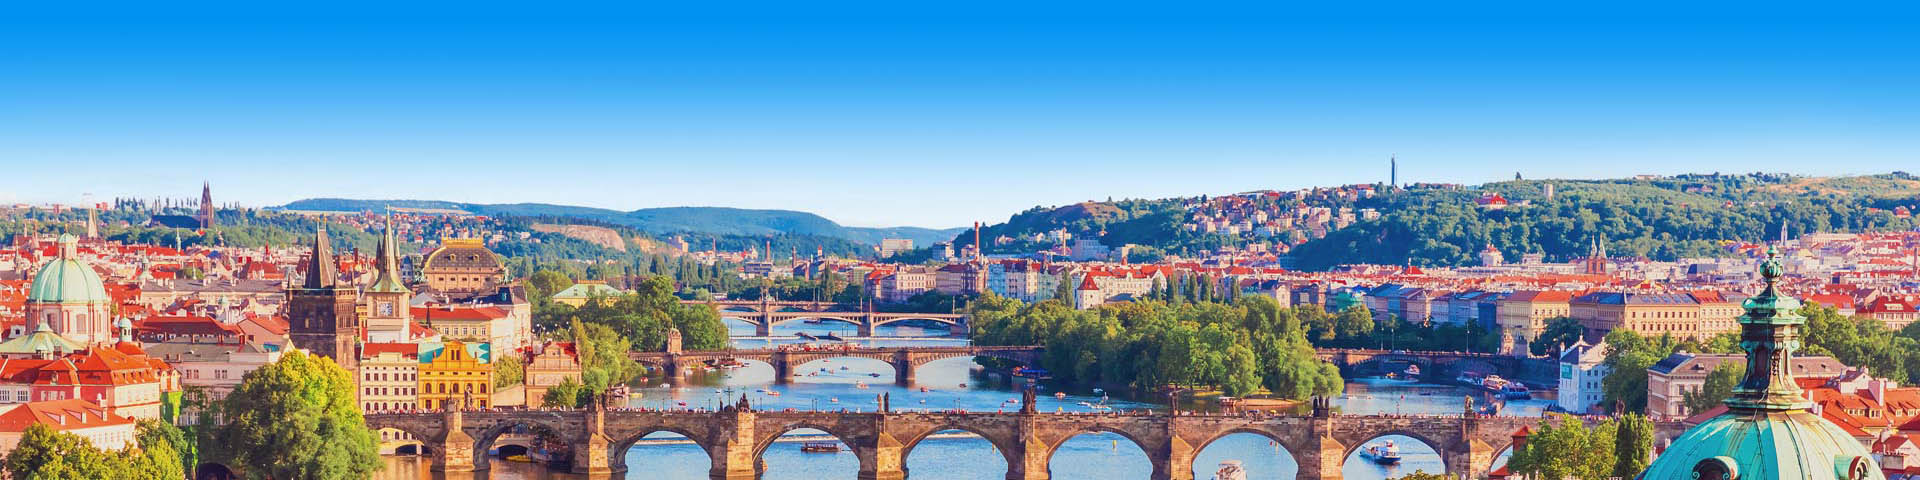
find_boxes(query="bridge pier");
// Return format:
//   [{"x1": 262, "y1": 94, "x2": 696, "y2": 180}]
[
  {"x1": 1155, "y1": 434, "x2": 1196, "y2": 480},
  {"x1": 755, "y1": 316, "x2": 772, "y2": 337},
  {"x1": 571, "y1": 402, "x2": 615, "y2": 474},
  {"x1": 711, "y1": 407, "x2": 759, "y2": 480},
  {"x1": 858, "y1": 315, "x2": 875, "y2": 337},
  {"x1": 892, "y1": 352, "x2": 915, "y2": 386},
  {"x1": 431, "y1": 408, "x2": 478, "y2": 472},
  {"x1": 770, "y1": 353, "x2": 794, "y2": 384}
]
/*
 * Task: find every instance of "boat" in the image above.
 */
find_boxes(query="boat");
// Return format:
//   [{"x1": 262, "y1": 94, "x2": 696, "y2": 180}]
[
  {"x1": 505, "y1": 454, "x2": 532, "y2": 463},
  {"x1": 854, "y1": 382, "x2": 869, "y2": 389},
  {"x1": 869, "y1": 373, "x2": 882, "y2": 378},
  {"x1": 1092, "y1": 388, "x2": 1105, "y2": 395},
  {"x1": 1501, "y1": 383, "x2": 1532, "y2": 400},
  {"x1": 803, "y1": 318, "x2": 829, "y2": 325},
  {"x1": 840, "y1": 366, "x2": 850, "y2": 371},
  {"x1": 821, "y1": 333, "x2": 845, "y2": 341},
  {"x1": 797, "y1": 332, "x2": 819, "y2": 341},
  {"x1": 1479, "y1": 375, "x2": 1511, "y2": 392},
  {"x1": 1359, "y1": 441, "x2": 1402, "y2": 465},
  {"x1": 765, "y1": 390, "x2": 781, "y2": 396},
  {"x1": 1212, "y1": 460, "x2": 1247, "y2": 480},
  {"x1": 1455, "y1": 373, "x2": 1482, "y2": 386},
  {"x1": 919, "y1": 387, "x2": 930, "y2": 393},
  {"x1": 829, "y1": 397, "x2": 839, "y2": 403},
  {"x1": 1404, "y1": 364, "x2": 1421, "y2": 377},
  {"x1": 1055, "y1": 392, "x2": 1067, "y2": 399},
  {"x1": 800, "y1": 442, "x2": 841, "y2": 453}
]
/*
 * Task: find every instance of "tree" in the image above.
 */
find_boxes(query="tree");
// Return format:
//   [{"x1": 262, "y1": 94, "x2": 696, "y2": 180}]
[
  {"x1": 543, "y1": 377, "x2": 585, "y2": 408},
  {"x1": 1507, "y1": 414, "x2": 1620, "y2": 480},
  {"x1": 208, "y1": 351, "x2": 381, "y2": 480},
  {"x1": 1613, "y1": 413, "x2": 1655, "y2": 478},
  {"x1": 495, "y1": 355, "x2": 525, "y2": 388},
  {"x1": 137, "y1": 419, "x2": 194, "y2": 480},
  {"x1": 526, "y1": 269, "x2": 575, "y2": 299},
  {"x1": 1532, "y1": 317, "x2": 1584, "y2": 356},
  {"x1": 5, "y1": 424, "x2": 119, "y2": 479},
  {"x1": 1681, "y1": 362, "x2": 1744, "y2": 415}
]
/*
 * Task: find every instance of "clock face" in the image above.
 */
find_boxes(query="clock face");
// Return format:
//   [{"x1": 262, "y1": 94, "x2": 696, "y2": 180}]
[{"x1": 379, "y1": 302, "x2": 394, "y2": 316}]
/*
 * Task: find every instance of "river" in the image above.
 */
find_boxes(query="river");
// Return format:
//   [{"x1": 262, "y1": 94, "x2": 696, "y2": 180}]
[{"x1": 376, "y1": 323, "x2": 1553, "y2": 479}]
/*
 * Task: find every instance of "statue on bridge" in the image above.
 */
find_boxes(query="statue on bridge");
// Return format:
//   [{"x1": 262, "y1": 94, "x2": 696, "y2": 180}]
[{"x1": 1020, "y1": 385, "x2": 1037, "y2": 414}]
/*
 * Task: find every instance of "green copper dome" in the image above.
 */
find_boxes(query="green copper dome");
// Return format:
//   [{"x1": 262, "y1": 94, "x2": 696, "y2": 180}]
[
  {"x1": 27, "y1": 234, "x2": 110, "y2": 305},
  {"x1": 1637, "y1": 246, "x2": 1884, "y2": 480}
]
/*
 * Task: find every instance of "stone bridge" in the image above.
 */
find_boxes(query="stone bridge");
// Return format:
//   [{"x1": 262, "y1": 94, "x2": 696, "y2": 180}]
[
  {"x1": 366, "y1": 396, "x2": 1539, "y2": 480},
  {"x1": 629, "y1": 346, "x2": 1044, "y2": 385},
  {"x1": 689, "y1": 299, "x2": 970, "y2": 337},
  {"x1": 1315, "y1": 348, "x2": 1552, "y2": 384}
]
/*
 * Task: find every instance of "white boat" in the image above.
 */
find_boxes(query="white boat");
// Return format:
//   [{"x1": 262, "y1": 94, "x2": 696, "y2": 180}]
[
  {"x1": 1212, "y1": 460, "x2": 1247, "y2": 480},
  {"x1": 1359, "y1": 441, "x2": 1401, "y2": 465}
]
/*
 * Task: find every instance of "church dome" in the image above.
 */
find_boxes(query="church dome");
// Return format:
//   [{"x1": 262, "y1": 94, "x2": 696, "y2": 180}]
[
  {"x1": 27, "y1": 234, "x2": 110, "y2": 305},
  {"x1": 1637, "y1": 246, "x2": 1884, "y2": 480}
]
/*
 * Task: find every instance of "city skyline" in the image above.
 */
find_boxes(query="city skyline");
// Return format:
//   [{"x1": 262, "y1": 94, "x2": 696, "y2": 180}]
[{"x1": 4, "y1": 4, "x2": 1915, "y2": 228}]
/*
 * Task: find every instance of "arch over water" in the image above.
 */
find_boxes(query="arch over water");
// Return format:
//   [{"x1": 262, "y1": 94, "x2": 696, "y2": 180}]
[
  {"x1": 754, "y1": 425, "x2": 863, "y2": 479},
  {"x1": 470, "y1": 419, "x2": 569, "y2": 471},
  {"x1": 1047, "y1": 430, "x2": 1151, "y2": 480},
  {"x1": 1192, "y1": 431, "x2": 1298, "y2": 479},
  {"x1": 902, "y1": 426, "x2": 1015, "y2": 479},
  {"x1": 1341, "y1": 433, "x2": 1447, "y2": 479},
  {"x1": 614, "y1": 430, "x2": 714, "y2": 477}
]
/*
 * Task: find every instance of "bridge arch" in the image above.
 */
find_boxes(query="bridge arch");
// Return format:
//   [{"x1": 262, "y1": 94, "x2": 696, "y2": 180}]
[
  {"x1": 870, "y1": 316, "x2": 961, "y2": 328},
  {"x1": 1190, "y1": 428, "x2": 1304, "y2": 480},
  {"x1": 610, "y1": 426, "x2": 717, "y2": 473},
  {"x1": 900, "y1": 423, "x2": 1020, "y2": 470},
  {"x1": 469, "y1": 417, "x2": 573, "y2": 471},
  {"x1": 1045, "y1": 427, "x2": 1156, "y2": 479},
  {"x1": 767, "y1": 315, "x2": 862, "y2": 327},
  {"x1": 1340, "y1": 430, "x2": 1453, "y2": 475},
  {"x1": 753, "y1": 423, "x2": 873, "y2": 478}
]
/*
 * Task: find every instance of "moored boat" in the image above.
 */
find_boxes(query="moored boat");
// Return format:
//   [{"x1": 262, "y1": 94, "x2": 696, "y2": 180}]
[
  {"x1": 801, "y1": 442, "x2": 841, "y2": 453},
  {"x1": 1212, "y1": 460, "x2": 1247, "y2": 480}
]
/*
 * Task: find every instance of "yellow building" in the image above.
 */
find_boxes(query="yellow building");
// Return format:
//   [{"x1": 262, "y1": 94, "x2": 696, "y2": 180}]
[
  {"x1": 417, "y1": 340, "x2": 493, "y2": 410},
  {"x1": 521, "y1": 342, "x2": 583, "y2": 408}
]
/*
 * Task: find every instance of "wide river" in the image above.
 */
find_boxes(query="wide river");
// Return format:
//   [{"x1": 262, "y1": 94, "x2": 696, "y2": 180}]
[{"x1": 377, "y1": 322, "x2": 1553, "y2": 480}]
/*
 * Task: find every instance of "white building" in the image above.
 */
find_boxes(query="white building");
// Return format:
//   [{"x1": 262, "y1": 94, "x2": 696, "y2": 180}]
[{"x1": 1557, "y1": 339, "x2": 1610, "y2": 414}]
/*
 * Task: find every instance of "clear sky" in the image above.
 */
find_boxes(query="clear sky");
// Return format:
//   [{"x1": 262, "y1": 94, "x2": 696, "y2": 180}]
[{"x1": 2, "y1": 3, "x2": 1914, "y2": 228}]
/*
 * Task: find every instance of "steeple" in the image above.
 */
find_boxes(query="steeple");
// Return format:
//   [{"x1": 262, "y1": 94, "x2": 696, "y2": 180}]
[
  {"x1": 304, "y1": 227, "x2": 336, "y2": 289},
  {"x1": 1726, "y1": 245, "x2": 1812, "y2": 411},
  {"x1": 368, "y1": 215, "x2": 408, "y2": 294}
]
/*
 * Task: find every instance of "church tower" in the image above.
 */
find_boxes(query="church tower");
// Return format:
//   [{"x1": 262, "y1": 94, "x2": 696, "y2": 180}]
[
  {"x1": 1583, "y1": 237, "x2": 1609, "y2": 275},
  {"x1": 196, "y1": 182, "x2": 214, "y2": 230},
  {"x1": 288, "y1": 227, "x2": 361, "y2": 369},
  {"x1": 363, "y1": 216, "x2": 413, "y2": 343}
]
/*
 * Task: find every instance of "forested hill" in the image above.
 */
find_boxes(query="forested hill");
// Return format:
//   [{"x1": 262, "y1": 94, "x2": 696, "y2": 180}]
[
  {"x1": 277, "y1": 199, "x2": 965, "y2": 246},
  {"x1": 959, "y1": 172, "x2": 1920, "y2": 270}
]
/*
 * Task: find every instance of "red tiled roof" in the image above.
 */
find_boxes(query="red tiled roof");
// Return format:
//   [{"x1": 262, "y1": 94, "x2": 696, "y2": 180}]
[{"x1": 0, "y1": 399, "x2": 134, "y2": 433}]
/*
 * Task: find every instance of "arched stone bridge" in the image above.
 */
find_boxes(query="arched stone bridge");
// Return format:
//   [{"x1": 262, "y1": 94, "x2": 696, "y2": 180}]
[
  {"x1": 688, "y1": 299, "x2": 970, "y2": 337},
  {"x1": 366, "y1": 398, "x2": 1539, "y2": 480},
  {"x1": 629, "y1": 346, "x2": 1043, "y2": 385},
  {"x1": 1314, "y1": 348, "x2": 1549, "y2": 380}
]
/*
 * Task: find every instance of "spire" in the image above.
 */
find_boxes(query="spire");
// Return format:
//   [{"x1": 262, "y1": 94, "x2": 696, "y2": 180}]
[
  {"x1": 1726, "y1": 245, "x2": 1811, "y2": 411},
  {"x1": 304, "y1": 227, "x2": 336, "y2": 289},
  {"x1": 368, "y1": 215, "x2": 407, "y2": 293}
]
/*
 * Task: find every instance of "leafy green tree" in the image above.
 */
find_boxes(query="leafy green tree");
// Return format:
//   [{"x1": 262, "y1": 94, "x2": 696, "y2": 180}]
[
  {"x1": 526, "y1": 269, "x2": 575, "y2": 299},
  {"x1": 208, "y1": 351, "x2": 381, "y2": 480},
  {"x1": 1531, "y1": 316, "x2": 1585, "y2": 356},
  {"x1": 137, "y1": 419, "x2": 194, "y2": 480},
  {"x1": 494, "y1": 355, "x2": 525, "y2": 388},
  {"x1": 1613, "y1": 413, "x2": 1655, "y2": 478},
  {"x1": 1508, "y1": 414, "x2": 1620, "y2": 480},
  {"x1": 1681, "y1": 362, "x2": 1744, "y2": 415},
  {"x1": 5, "y1": 424, "x2": 120, "y2": 479},
  {"x1": 543, "y1": 377, "x2": 585, "y2": 408}
]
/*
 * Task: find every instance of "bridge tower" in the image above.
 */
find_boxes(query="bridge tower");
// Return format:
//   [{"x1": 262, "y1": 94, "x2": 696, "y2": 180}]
[
  {"x1": 431, "y1": 401, "x2": 477, "y2": 472},
  {"x1": 571, "y1": 395, "x2": 614, "y2": 474},
  {"x1": 714, "y1": 397, "x2": 760, "y2": 480}
]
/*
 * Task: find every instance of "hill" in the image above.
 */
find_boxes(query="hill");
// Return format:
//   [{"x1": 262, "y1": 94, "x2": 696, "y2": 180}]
[
  {"x1": 958, "y1": 172, "x2": 1920, "y2": 270},
  {"x1": 276, "y1": 199, "x2": 965, "y2": 246}
]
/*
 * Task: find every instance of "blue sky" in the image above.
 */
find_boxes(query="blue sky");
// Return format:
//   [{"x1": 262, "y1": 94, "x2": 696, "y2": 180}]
[{"x1": 2, "y1": 3, "x2": 1915, "y2": 228}]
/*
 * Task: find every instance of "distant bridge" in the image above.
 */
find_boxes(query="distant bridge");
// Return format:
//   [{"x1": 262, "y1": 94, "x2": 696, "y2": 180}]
[
  {"x1": 629, "y1": 345, "x2": 1043, "y2": 385},
  {"x1": 367, "y1": 397, "x2": 1538, "y2": 479},
  {"x1": 688, "y1": 299, "x2": 971, "y2": 337},
  {"x1": 1314, "y1": 348, "x2": 1555, "y2": 384}
]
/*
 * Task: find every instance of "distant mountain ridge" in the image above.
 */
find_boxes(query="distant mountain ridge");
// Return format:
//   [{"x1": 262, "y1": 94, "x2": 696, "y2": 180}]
[{"x1": 276, "y1": 199, "x2": 965, "y2": 246}]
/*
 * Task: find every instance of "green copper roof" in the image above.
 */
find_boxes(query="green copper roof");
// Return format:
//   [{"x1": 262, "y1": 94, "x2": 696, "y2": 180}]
[
  {"x1": 367, "y1": 216, "x2": 409, "y2": 294},
  {"x1": 0, "y1": 321, "x2": 84, "y2": 355},
  {"x1": 1637, "y1": 245, "x2": 1884, "y2": 480},
  {"x1": 27, "y1": 234, "x2": 110, "y2": 305},
  {"x1": 1637, "y1": 410, "x2": 1882, "y2": 480}
]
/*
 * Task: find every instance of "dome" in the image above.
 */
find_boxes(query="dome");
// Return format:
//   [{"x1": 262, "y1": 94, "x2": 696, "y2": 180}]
[
  {"x1": 1637, "y1": 246, "x2": 1884, "y2": 480},
  {"x1": 1641, "y1": 410, "x2": 1880, "y2": 479},
  {"x1": 27, "y1": 234, "x2": 110, "y2": 305}
]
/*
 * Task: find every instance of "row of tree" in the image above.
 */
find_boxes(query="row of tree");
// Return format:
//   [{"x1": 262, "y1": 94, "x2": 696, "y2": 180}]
[{"x1": 970, "y1": 294, "x2": 1342, "y2": 398}]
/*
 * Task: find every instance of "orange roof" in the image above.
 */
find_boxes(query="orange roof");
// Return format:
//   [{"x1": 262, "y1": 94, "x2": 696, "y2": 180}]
[
  {"x1": 411, "y1": 306, "x2": 511, "y2": 321},
  {"x1": 0, "y1": 399, "x2": 134, "y2": 433}
]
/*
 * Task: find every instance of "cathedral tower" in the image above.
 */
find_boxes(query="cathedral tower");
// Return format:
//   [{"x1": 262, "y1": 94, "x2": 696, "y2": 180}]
[
  {"x1": 196, "y1": 182, "x2": 214, "y2": 230},
  {"x1": 288, "y1": 227, "x2": 360, "y2": 369}
]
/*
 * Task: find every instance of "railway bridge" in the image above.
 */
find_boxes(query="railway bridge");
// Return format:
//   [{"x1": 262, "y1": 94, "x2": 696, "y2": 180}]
[
  {"x1": 628, "y1": 346, "x2": 1043, "y2": 385},
  {"x1": 367, "y1": 394, "x2": 1537, "y2": 480},
  {"x1": 688, "y1": 299, "x2": 970, "y2": 337}
]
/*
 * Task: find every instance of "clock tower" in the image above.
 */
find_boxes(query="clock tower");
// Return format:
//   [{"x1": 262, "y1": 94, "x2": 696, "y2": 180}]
[{"x1": 364, "y1": 216, "x2": 413, "y2": 343}]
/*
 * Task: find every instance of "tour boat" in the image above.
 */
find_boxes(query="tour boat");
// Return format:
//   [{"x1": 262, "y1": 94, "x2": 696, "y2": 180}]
[
  {"x1": 800, "y1": 442, "x2": 841, "y2": 453},
  {"x1": 1501, "y1": 383, "x2": 1532, "y2": 400},
  {"x1": 1479, "y1": 375, "x2": 1511, "y2": 392},
  {"x1": 1212, "y1": 460, "x2": 1247, "y2": 480},
  {"x1": 1404, "y1": 364, "x2": 1421, "y2": 377},
  {"x1": 1359, "y1": 441, "x2": 1402, "y2": 465}
]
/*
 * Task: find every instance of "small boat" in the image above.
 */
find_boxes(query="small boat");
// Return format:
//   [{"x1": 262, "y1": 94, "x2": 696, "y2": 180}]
[
  {"x1": 1502, "y1": 383, "x2": 1532, "y2": 400},
  {"x1": 919, "y1": 387, "x2": 930, "y2": 392},
  {"x1": 1092, "y1": 388, "x2": 1105, "y2": 395},
  {"x1": 958, "y1": 383, "x2": 967, "y2": 388},
  {"x1": 821, "y1": 333, "x2": 845, "y2": 341},
  {"x1": 1404, "y1": 364, "x2": 1422, "y2": 377},
  {"x1": 505, "y1": 454, "x2": 531, "y2": 463},
  {"x1": 1212, "y1": 460, "x2": 1247, "y2": 480},
  {"x1": 797, "y1": 332, "x2": 819, "y2": 341},
  {"x1": 855, "y1": 382, "x2": 869, "y2": 389},
  {"x1": 804, "y1": 318, "x2": 829, "y2": 325},
  {"x1": 801, "y1": 442, "x2": 841, "y2": 453},
  {"x1": 1360, "y1": 441, "x2": 1401, "y2": 465},
  {"x1": 840, "y1": 366, "x2": 850, "y2": 371},
  {"x1": 766, "y1": 390, "x2": 781, "y2": 396},
  {"x1": 829, "y1": 397, "x2": 839, "y2": 403},
  {"x1": 1055, "y1": 392, "x2": 1067, "y2": 399},
  {"x1": 869, "y1": 373, "x2": 881, "y2": 378}
]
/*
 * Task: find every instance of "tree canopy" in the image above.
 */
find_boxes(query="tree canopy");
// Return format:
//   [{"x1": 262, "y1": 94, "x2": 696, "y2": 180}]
[{"x1": 206, "y1": 351, "x2": 381, "y2": 480}]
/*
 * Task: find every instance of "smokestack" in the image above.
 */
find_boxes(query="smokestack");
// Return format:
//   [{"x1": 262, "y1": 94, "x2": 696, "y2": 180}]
[{"x1": 974, "y1": 222, "x2": 982, "y2": 264}]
